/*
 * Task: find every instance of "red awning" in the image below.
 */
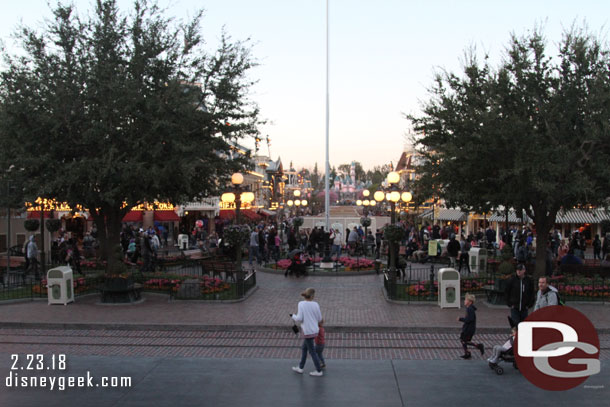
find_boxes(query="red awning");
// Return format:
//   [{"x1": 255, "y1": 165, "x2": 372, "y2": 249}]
[
  {"x1": 219, "y1": 210, "x2": 236, "y2": 220},
  {"x1": 219, "y1": 209, "x2": 261, "y2": 221},
  {"x1": 242, "y1": 210, "x2": 262, "y2": 221},
  {"x1": 122, "y1": 211, "x2": 143, "y2": 222},
  {"x1": 27, "y1": 211, "x2": 53, "y2": 219},
  {"x1": 154, "y1": 210, "x2": 180, "y2": 222}
]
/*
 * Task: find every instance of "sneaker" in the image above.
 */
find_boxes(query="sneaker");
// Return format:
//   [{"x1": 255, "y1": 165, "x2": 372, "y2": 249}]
[
  {"x1": 460, "y1": 353, "x2": 472, "y2": 359},
  {"x1": 292, "y1": 366, "x2": 304, "y2": 374},
  {"x1": 309, "y1": 370, "x2": 323, "y2": 377},
  {"x1": 478, "y1": 344, "x2": 485, "y2": 355}
]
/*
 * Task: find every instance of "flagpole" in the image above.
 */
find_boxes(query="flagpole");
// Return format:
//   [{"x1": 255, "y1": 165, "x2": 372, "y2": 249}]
[{"x1": 324, "y1": 0, "x2": 330, "y2": 233}]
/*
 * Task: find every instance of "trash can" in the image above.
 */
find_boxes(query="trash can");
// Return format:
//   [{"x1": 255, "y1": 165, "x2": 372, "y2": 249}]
[
  {"x1": 438, "y1": 268, "x2": 460, "y2": 308},
  {"x1": 47, "y1": 266, "x2": 74, "y2": 306},
  {"x1": 177, "y1": 234, "x2": 189, "y2": 250},
  {"x1": 469, "y1": 247, "x2": 487, "y2": 273}
]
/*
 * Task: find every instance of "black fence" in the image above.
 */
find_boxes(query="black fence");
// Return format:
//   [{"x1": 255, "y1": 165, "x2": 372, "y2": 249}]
[
  {"x1": 383, "y1": 262, "x2": 610, "y2": 304},
  {"x1": 0, "y1": 259, "x2": 257, "y2": 303}
]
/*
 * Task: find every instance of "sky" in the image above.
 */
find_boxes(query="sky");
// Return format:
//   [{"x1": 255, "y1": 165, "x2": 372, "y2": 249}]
[{"x1": 1, "y1": 0, "x2": 609, "y2": 171}]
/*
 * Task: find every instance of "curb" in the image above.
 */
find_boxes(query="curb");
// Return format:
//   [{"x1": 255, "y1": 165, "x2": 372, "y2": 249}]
[{"x1": 1, "y1": 321, "x2": 608, "y2": 335}]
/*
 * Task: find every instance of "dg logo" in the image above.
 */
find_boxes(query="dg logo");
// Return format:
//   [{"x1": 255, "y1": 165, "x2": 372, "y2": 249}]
[{"x1": 514, "y1": 306, "x2": 601, "y2": 391}]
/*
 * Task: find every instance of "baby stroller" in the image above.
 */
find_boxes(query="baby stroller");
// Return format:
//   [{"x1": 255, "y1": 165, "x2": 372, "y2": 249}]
[{"x1": 488, "y1": 317, "x2": 519, "y2": 375}]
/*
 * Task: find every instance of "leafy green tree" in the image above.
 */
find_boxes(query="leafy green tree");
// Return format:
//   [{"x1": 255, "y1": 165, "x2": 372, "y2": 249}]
[
  {"x1": 410, "y1": 28, "x2": 610, "y2": 277},
  {"x1": 0, "y1": 0, "x2": 261, "y2": 271}
]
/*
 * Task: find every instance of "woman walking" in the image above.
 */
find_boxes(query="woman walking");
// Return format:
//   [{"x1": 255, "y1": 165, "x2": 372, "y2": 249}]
[{"x1": 291, "y1": 288, "x2": 324, "y2": 377}]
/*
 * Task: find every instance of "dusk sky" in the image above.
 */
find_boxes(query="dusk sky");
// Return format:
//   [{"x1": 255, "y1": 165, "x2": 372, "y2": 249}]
[{"x1": 2, "y1": 0, "x2": 608, "y2": 171}]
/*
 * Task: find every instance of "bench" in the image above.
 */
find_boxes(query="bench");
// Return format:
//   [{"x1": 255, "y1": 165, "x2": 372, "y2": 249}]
[
  {"x1": 98, "y1": 277, "x2": 142, "y2": 303},
  {"x1": 484, "y1": 284, "x2": 506, "y2": 305},
  {"x1": 200, "y1": 261, "x2": 236, "y2": 281},
  {"x1": 181, "y1": 249, "x2": 206, "y2": 260}
]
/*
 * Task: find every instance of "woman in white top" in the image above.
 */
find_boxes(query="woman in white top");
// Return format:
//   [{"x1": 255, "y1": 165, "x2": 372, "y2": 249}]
[{"x1": 291, "y1": 287, "x2": 324, "y2": 376}]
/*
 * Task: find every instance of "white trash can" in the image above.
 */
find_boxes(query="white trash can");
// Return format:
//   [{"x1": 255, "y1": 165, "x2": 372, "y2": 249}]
[
  {"x1": 469, "y1": 247, "x2": 487, "y2": 273},
  {"x1": 438, "y1": 268, "x2": 460, "y2": 309},
  {"x1": 47, "y1": 266, "x2": 74, "y2": 306},
  {"x1": 178, "y1": 234, "x2": 189, "y2": 250}
]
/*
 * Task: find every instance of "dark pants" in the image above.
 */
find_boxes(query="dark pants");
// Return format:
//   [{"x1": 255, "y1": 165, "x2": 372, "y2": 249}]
[
  {"x1": 510, "y1": 307, "x2": 529, "y2": 326},
  {"x1": 458, "y1": 253, "x2": 470, "y2": 273},
  {"x1": 299, "y1": 338, "x2": 321, "y2": 372},
  {"x1": 315, "y1": 343, "x2": 325, "y2": 366},
  {"x1": 460, "y1": 332, "x2": 480, "y2": 354}
]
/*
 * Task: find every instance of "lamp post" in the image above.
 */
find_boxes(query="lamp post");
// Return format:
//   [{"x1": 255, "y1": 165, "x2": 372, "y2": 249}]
[
  {"x1": 374, "y1": 172, "x2": 413, "y2": 279},
  {"x1": 220, "y1": 172, "x2": 255, "y2": 274}
]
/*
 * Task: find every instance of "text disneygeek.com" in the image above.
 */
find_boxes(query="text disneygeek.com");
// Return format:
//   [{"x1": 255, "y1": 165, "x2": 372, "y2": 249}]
[{"x1": 5, "y1": 354, "x2": 132, "y2": 391}]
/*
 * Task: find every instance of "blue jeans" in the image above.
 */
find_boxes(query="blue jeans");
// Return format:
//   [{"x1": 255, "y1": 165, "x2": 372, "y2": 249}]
[
  {"x1": 510, "y1": 307, "x2": 529, "y2": 326},
  {"x1": 332, "y1": 244, "x2": 341, "y2": 258},
  {"x1": 299, "y1": 337, "x2": 321, "y2": 372},
  {"x1": 249, "y1": 246, "x2": 259, "y2": 265},
  {"x1": 315, "y1": 343, "x2": 325, "y2": 366}
]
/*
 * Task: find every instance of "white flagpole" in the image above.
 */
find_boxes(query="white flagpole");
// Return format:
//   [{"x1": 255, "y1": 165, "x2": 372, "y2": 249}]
[{"x1": 324, "y1": 0, "x2": 330, "y2": 233}]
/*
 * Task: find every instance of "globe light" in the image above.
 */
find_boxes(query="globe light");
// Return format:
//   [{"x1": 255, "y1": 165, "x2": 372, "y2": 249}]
[
  {"x1": 374, "y1": 191, "x2": 385, "y2": 202},
  {"x1": 295, "y1": 200, "x2": 301, "y2": 206},
  {"x1": 221, "y1": 192, "x2": 235, "y2": 203},
  {"x1": 287, "y1": 200, "x2": 293, "y2": 207},
  {"x1": 370, "y1": 201, "x2": 376, "y2": 207},
  {"x1": 301, "y1": 200, "x2": 308, "y2": 206},
  {"x1": 241, "y1": 191, "x2": 255, "y2": 203},
  {"x1": 401, "y1": 192, "x2": 413, "y2": 203},
  {"x1": 356, "y1": 200, "x2": 363, "y2": 206},
  {"x1": 387, "y1": 171, "x2": 400, "y2": 184},
  {"x1": 294, "y1": 190, "x2": 301, "y2": 197},
  {"x1": 363, "y1": 200, "x2": 369, "y2": 206},
  {"x1": 390, "y1": 191, "x2": 400, "y2": 202},
  {"x1": 363, "y1": 190, "x2": 370, "y2": 197},
  {"x1": 231, "y1": 172, "x2": 244, "y2": 185},
  {"x1": 386, "y1": 192, "x2": 392, "y2": 201}
]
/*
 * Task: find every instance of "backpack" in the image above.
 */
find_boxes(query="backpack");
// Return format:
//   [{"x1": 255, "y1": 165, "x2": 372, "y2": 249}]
[{"x1": 550, "y1": 287, "x2": 564, "y2": 306}]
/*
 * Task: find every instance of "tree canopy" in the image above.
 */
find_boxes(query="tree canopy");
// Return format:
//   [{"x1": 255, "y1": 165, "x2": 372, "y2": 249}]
[
  {"x1": 0, "y1": 0, "x2": 262, "y2": 268},
  {"x1": 410, "y1": 27, "x2": 610, "y2": 276}
]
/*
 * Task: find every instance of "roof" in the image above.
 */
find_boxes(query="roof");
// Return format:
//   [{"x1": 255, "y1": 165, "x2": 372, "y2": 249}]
[
  {"x1": 488, "y1": 209, "x2": 610, "y2": 224},
  {"x1": 420, "y1": 208, "x2": 467, "y2": 222}
]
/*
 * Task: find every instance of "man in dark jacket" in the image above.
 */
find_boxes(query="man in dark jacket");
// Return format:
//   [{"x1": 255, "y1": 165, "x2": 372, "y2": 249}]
[
  {"x1": 504, "y1": 264, "x2": 535, "y2": 325},
  {"x1": 446, "y1": 234, "x2": 461, "y2": 268}
]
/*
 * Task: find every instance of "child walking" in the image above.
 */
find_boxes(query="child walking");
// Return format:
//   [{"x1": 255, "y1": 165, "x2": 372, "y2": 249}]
[
  {"x1": 315, "y1": 321, "x2": 326, "y2": 369},
  {"x1": 457, "y1": 293, "x2": 484, "y2": 359}
]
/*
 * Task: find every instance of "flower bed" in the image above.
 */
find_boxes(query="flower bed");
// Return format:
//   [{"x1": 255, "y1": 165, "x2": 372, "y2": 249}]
[
  {"x1": 272, "y1": 256, "x2": 375, "y2": 271},
  {"x1": 550, "y1": 274, "x2": 610, "y2": 300}
]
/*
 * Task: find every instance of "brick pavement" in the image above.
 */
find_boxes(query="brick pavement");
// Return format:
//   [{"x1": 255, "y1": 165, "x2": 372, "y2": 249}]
[
  {"x1": 1, "y1": 270, "x2": 609, "y2": 331},
  {"x1": 1, "y1": 328, "x2": 607, "y2": 360}
]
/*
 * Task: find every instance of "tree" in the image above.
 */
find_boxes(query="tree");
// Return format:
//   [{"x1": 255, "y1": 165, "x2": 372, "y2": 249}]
[
  {"x1": 0, "y1": 0, "x2": 261, "y2": 272},
  {"x1": 337, "y1": 162, "x2": 365, "y2": 182},
  {"x1": 410, "y1": 28, "x2": 610, "y2": 277},
  {"x1": 311, "y1": 162, "x2": 320, "y2": 190}
]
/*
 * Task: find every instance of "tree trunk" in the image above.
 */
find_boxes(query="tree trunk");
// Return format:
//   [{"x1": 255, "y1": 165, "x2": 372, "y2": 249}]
[
  {"x1": 91, "y1": 206, "x2": 125, "y2": 275},
  {"x1": 532, "y1": 208, "x2": 557, "y2": 279}
]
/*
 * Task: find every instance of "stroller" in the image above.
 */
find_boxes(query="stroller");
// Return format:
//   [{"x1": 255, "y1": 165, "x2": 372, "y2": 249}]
[{"x1": 488, "y1": 317, "x2": 519, "y2": 375}]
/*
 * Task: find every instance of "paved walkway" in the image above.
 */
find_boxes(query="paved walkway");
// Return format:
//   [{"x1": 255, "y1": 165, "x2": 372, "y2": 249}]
[
  {"x1": 1, "y1": 269, "x2": 609, "y2": 332},
  {"x1": 1, "y1": 354, "x2": 608, "y2": 407}
]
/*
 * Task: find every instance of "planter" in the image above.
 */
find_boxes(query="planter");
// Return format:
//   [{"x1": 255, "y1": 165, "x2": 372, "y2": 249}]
[{"x1": 494, "y1": 277, "x2": 509, "y2": 292}]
